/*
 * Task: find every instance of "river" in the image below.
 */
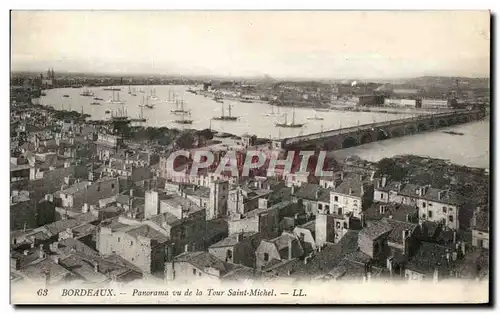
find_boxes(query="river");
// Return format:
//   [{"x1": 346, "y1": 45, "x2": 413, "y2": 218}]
[{"x1": 39, "y1": 85, "x2": 490, "y2": 169}]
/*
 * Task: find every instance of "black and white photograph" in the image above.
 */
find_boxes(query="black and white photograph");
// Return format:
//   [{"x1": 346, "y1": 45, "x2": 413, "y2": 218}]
[{"x1": 8, "y1": 10, "x2": 491, "y2": 304}]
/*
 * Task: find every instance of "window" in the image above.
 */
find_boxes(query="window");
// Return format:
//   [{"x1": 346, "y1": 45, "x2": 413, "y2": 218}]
[
  {"x1": 336, "y1": 221, "x2": 341, "y2": 228},
  {"x1": 226, "y1": 249, "x2": 233, "y2": 260},
  {"x1": 111, "y1": 183, "x2": 115, "y2": 189},
  {"x1": 325, "y1": 205, "x2": 330, "y2": 211},
  {"x1": 443, "y1": 206, "x2": 447, "y2": 213},
  {"x1": 428, "y1": 210, "x2": 433, "y2": 218},
  {"x1": 263, "y1": 253, "x2": 269, "y2": 262},
  {"x1": 343, "y1": 222, "x2": 348, "y2": 229},
  {"x1": 334, "y1": 196, "x2": 338, "y2": 202},
  {"x1": 193, "y1": 268, "x2": 196, "y2": 275},
  {"x1": 422, "y1": 202, "x2": 426, "y2": 208},
  {"x1": 449, "y1": 215, "x2": 454, "y2": 223},
  {"x1": 448, "y1": 208, "x2": 453, "y2": 212},
  {"x1": 380, "y1": 193, "x2": 384, "y2": 199},
  {"x1": 117, "y1": 237, "x2": 120, "y2": 242},
  {"x1": 318, "y1": 204, "x2": 323, "y2": 210},
  {"x1": 428, "y1": 203, "x2": 433, "y2": 207},
  {"x1": 130, "y1": 241, "x2": 133, "y2": 245},
  {"x1": 300, "y1": 233, "x2": 305, "y2": 242}
]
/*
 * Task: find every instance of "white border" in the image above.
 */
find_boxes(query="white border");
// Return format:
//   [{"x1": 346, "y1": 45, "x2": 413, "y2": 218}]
[{"x1": 2, "y1": 1, "x2": 497, "y2": 314}]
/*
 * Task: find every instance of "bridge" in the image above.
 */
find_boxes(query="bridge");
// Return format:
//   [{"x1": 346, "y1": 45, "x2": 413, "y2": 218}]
[{"x1": 275, "y1": 109, "x2": 485, "y2": 151}]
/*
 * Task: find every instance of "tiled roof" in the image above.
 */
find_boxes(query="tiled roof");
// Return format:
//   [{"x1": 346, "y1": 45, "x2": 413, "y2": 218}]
[
  {"x1": 359, "y1": 220, "x2": 393, "y2": 241},
  {"x1": 332, "y1": 177, "x2": 366, "y2": 198},
  {"x1": 268, "y1": 230, "x2": 360, "y2": 279},
  {"x1": 19, "y1": 258, "x2": 74, "y2": 284},
  {"x1": 405, "y1": 242, "x2": 457, "y2": 275},
  {"x1": 209, "y1": 232, "x2": 258, "y2": 249},
  {"x1": 174, "y1": 251, "x2": 239, "y2": 276},
  {"x1": 125, "y1": 225, "x2": 169, "y2": 243},
  {"x1": 381, "y1": 218, "x2": 419, "y2": 245}
]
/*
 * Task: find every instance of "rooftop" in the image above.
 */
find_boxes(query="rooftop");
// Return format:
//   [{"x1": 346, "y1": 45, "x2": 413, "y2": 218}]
[
  {"x1": 174, "y1": 251, "x2": 239, "y2": 277},
  {"x1": 359, "y1": 220, "x2": 393, "y2": 241}
]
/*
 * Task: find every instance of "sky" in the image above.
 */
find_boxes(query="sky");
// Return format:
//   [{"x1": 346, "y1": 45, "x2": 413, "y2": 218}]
[{"x1": 11, "y1": 11, "x2": 490, "y2": 79}]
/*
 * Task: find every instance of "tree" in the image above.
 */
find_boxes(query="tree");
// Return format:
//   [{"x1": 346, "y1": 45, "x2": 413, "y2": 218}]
[
  {"x1": 376, "y1": 158, "x2": 406, "y2": 181},
  {"x1": 175, "y1": 131, "x2": 196, "y2": 149}
]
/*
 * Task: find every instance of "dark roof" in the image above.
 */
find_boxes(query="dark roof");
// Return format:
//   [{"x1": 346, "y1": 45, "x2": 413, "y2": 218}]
[
  {"x1": 332, "y1": 177, "x2": 366, "y2": 198},
  {"x1": 359, "y1": 220, "x2": 393, "y2": 241},
  {"x1": 268, "y1": 230, "x2": 360, "y2": 279},
  {"x1": 405, "y1": 242, "x2": 457, "y2": 275},
  {"x1": 399, "y1": 185, "x2": 464, "y2": 206},
  {"x1": 125, "y1": 225, "x2": 169, "y2": 243},
  {"x1": 381, "y1": 218, "x2": 419, "y2": 245},
  {"x1": 174, "y1": 251, "x2": 239, "y2": 276},
  {"x1": 323, "y1": 258, "x2": 384, "y2": 281},
  {"x1": 209, "y1": 232, "x2": 258, "y2": 249},
  {"x1": 364, "y1": 202, "x2": 418, "y2": 223},
  {"x1": 293, "y1": 183, "x2": 328, "y2": 201}
]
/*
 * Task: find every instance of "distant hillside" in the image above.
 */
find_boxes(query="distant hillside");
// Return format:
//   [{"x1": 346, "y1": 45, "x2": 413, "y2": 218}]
[{"x1": 403, "y1": 76, "x2": 490, "y2": 89}]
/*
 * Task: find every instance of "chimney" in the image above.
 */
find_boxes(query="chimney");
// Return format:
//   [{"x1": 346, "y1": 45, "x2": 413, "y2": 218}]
[
  {"x1": 288, "y1": 238, "x2": 293, "y2": 260},
  {"x1": 360, "y1": 212, "x2": 365, "y2": 228},
  {"x1": 402, "y1": 229, "x2": 409, "y2": 254},
  {"x1": 236, "y1": 233, "x2": 244, "y2": 242},
  {"x1": 381, "y1": 176, "x2": 387, "y2": 187},
  {"x1": 349, "y1": 188, "x2": 352, "y2": 195},
  {"x1": 386, "y1": 257, "x2": 393, "y2": 277},
  {"x1": 461, "y1": 242, "x2": 466, "y2": 256},
  {"x1": 38, "y1": 244, "x2": 45, "y2": 259},
  {"x1": 184, "y1": 244, "x2": 189, "y2": 253},
  {"x1": 360, "y1": 184, "x2": 364, "y2": 196},
  {"x1": 93, "y1": 262, "x2": 99, "y2": 273},
  {"x1": 453, "y1": 230, "x2": 457, "y2": 244}
]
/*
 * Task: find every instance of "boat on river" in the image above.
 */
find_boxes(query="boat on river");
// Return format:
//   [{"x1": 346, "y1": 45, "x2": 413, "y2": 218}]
[{"x1": 275, "y1": 109, "x2": 305, "y2": 128}]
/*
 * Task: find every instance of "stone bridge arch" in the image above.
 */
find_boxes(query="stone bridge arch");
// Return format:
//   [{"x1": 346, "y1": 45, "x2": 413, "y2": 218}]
[
  {"x1": 376, "y1": 129, "x2": 391, "y2": 141},
  {"x1": 360, "y1": 133, "x2": 373, "y2": 144},
  {"x1": 390, "y1": 128, "x2": 404, "y2": 138},
  {"x1": 342, "y1": 136, "x2": 358, "y2": 148},
  {"x1": 417, "y1": 122, "x2": 428, "y2": 132},
  {"x1": 406, "y1": 125, "x2": 416, "y2": 134},
  {"x1": 428, "y1": 119, "x2": 435, "y2": 129}
]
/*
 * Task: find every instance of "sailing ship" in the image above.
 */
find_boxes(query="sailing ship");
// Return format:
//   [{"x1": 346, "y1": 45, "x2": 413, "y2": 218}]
[
  {"x1": 103, "y1": 87, "x2": 121, "y2": 91},
  {"x1": 80, "y1": 87, "x2": 95, "y2": 97},
  {"x1": 265, "y1": 105, "x2": 283, "y2": 117},
  {"x1": 89, "y1": 102, "x2": 101, "y2": 106},
  {"x1": 174, "y1": 110, "x2": 193, "y2": 125},
  {"x1": 212, "y1": 103, "x2": 238, "y2": 121},
  {"x1": 110, "y1": 106, "x2": 131, "y2": 123},
  {"x1": 140, "y1": 95, "x2": 155, "y2": 109},
  {"x1": 128, "y1": 85, "x2": 137, "y2": 96},
  {"x1": 93, "y1": 97, "x2": 104, "y2": 101},
  {"x1": 306, "y1": 111, "x2": 324, "y2": 121},
  {"x1": 149, "y1": 88, "x2": 159, "y2": 100},
  {"x1": 63, "y1": 95, "x2": 70, "y2": 98},
  {"x1": 315, "y1": 107, "x2": 330, "y2": 112},
  {"x1": 106, "y1": 91, "x2": 125, "y2": 104},
  {"x1": 275, "y1": 108, "x2": 305, "y2": 128},
  {"x1": 164, "y1": 89, "x2": 177, "y2": 104},
  {"x1": 131, "y1": 105, "x2": 147, "y2": 122},
  {"x1": 171, "y1": 99, "x2": 190, "y2": 114}
]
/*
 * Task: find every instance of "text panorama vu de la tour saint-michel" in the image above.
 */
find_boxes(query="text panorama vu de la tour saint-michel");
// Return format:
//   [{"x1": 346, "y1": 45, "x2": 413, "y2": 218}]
[{"x1": 57, "y1": 287, "x2": 307, "y2": 298}]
